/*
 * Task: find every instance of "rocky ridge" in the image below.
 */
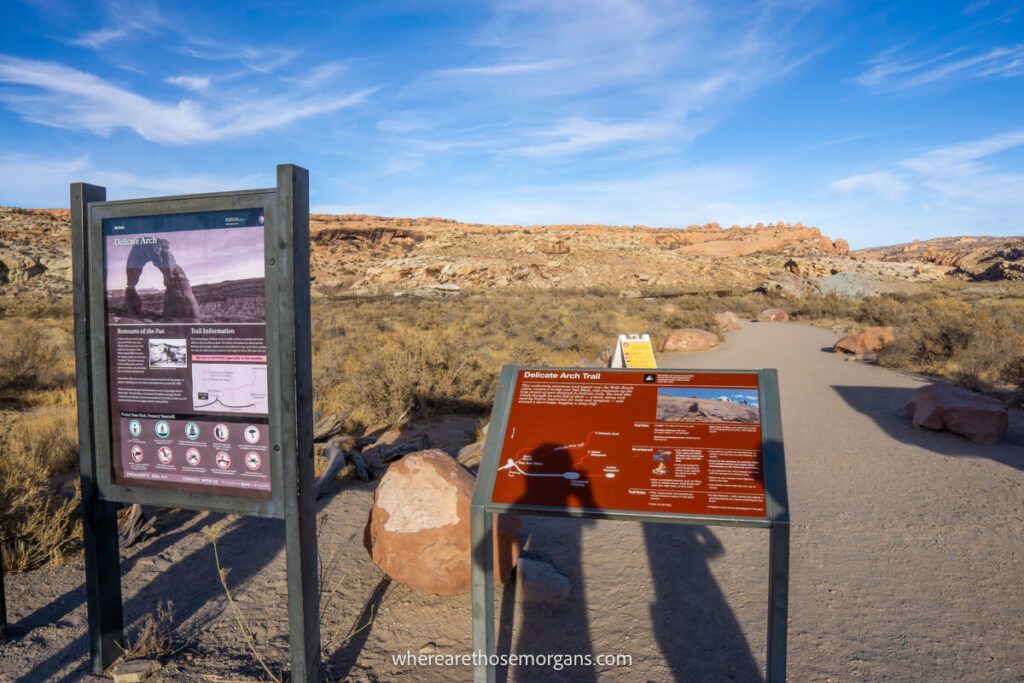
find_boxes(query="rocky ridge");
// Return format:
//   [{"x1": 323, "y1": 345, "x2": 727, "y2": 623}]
[
  {"x1": 0, "y1": 207, "x2": 1007, "y2": 305},
  {"x1": 854, "y1": 235, "x2": 1024, "y2": 281}
]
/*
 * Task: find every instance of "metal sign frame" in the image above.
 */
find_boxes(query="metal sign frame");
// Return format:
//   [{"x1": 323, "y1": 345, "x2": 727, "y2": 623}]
[
  {"x1": 470, "y1": 364, "x2": 790, "y2": 682},
  {"x1": 70, "y1": 165, "x2": 320, "y2": 680}
]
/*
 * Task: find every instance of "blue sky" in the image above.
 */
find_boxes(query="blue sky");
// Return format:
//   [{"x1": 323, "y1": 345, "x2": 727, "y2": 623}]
[
  {"x1": 659, "y1": 388, "x2": 759, "y2": 406},
  {"x1": 1, "y1": 1, "x2": 1022, "y2": 248}
]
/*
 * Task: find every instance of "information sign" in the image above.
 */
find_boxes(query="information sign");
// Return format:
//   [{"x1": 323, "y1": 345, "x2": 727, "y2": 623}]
[
  {"x1": 490, "y1": 369, "x2": 765, "y2": 517},
  {"x1": 71, "y1": 166, "x2": 321, "y2": 681},
  {"x1": 470, "y1": 365, "x2": 790, "y2": 682},
  {"x1": 103, "y1": 209, "x2": 271, "y2": 498},
  {"x1": 610, "y1": 333, "x2": 657, "y2": 368}
]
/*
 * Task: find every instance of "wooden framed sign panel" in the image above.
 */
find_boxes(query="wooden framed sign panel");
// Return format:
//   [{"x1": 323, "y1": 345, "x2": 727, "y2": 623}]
[
  {"x1": 71, "y1": 166, "x2": 320, "y2": 680},
  {"x1": 85, "y1": 191, "x2": 289, "y2": 517}
]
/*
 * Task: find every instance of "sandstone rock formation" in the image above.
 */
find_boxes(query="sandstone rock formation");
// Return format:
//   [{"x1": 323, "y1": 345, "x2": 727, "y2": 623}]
[
  {"x1": 364, "y1": 449, "x2": 519, "y2": 594},
  {"x1": 905, "y1": 385, "x2": 1008, "y2": 444},
  {"x1": 656, "y1": 396, "x2": 759, "y2": 423},
  {"x1": 660, "y1": 328, "x2": 720, "y2": 352},
  {"x1": 160, "y1": 265, "x2": 202, "y2": 322},
  {"x1": 2, "y1": 206, "x2": 1010, "y2": 308},
  {"x1": 758, "y1": 308, "x2": 789, "y2": 322},
  {"x1": 855, "y1": 236, "x2": 1024, "y2": 281},
  {"x1": 834, "y1": 327, "x2": 896, "y2": 354},
  {"x1": 715, "y1": 311, "x2": 742, "y2": 332}
]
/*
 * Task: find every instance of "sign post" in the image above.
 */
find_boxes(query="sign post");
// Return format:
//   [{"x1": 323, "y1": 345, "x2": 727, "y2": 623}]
[
  {"x1": 70, "y1": 165, "x2": 319, "y2": 680},
  {"x1": 471, "y1": 365, "x2": 790, "y2": 682},
  {"x1": 1, "y1": 552, "x2": 7, "y2": 645}
]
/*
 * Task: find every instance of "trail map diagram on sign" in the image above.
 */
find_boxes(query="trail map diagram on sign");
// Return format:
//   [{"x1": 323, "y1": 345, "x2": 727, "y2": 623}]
[
  {"x1": 191, "y1": 363, "x2": 269, "y2": 414},
  {"x1": 496, "y1": 432, "x2": 612, "y2": 481}
]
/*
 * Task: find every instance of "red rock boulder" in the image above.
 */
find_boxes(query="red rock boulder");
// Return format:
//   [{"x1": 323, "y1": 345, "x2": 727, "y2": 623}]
[
  {"x1": 758, "y1": 308, "x2": 789, "y2": 322},
  {"x1": 714, "y1": 311, "x2": 742, "y2": 332},
  {"x1": 660, "y1": 328, "x2": 720, "y2": 352},
  {"x1": 905, "y1": 384, "x2": 1009, "y2": 444},
  {"x1": 365, "y1": 449, "x2": 519, "y2": 595},
  {"x1": 834, "y1": 326, "x2": 896, "y2": 354}
]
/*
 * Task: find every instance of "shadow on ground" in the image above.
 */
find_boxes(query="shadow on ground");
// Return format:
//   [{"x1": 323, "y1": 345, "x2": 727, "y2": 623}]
[
  {"x1": 15, "y1": 512, "x2": 283, "y2": 683},
  {"x1": 479, "y1": 442, "x2": 762, "y2": 682},
  {"x1": 833, "y1": 385, "x2": 1024, "y2": 472}
]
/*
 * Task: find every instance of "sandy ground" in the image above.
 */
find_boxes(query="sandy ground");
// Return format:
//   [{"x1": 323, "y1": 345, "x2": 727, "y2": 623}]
[{"x1": 2, "y1": 322, "x2": 1022, "y2": 682}]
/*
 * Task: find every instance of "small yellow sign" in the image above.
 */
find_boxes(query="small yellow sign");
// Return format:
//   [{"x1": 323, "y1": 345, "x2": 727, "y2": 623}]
[{"x1": 612, "y1": 334, "x2": 657, "y2": 368}]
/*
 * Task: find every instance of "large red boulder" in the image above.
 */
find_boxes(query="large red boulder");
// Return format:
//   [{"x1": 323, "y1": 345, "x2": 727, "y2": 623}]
[
  {"x1": 758, "y1": 308, "x2": 789, "y2": 322},
  {"x1": 365, "y1": 449, "x2": 519, "y2": 595},
  {"x1": 660, "y1": 328, "x2": 719, "y2": 352},
  {"x1": 834, "y1": 326, "x2": 895, "y2": 354},
  {"x1": 905, "y1": 385, "x2": 1008, "y2": 444}
]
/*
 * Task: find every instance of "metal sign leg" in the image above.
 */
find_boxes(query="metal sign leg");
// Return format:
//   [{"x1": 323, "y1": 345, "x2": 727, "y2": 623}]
[
  {"x1": 276, "y1": 164, "x2": 321, "y2": 683},
  {"x1": 766, "y1": 522, "x2": 790, "y2": 682},
  {"x1": 80, "y1": 493, "x2": 125, "y2": 672},
  {"x1": 72, "y1": 182, "x2": 125, "y2": 673},
  {"x1": 471, "y1": 505, "x2": 496, "y2": 683}
]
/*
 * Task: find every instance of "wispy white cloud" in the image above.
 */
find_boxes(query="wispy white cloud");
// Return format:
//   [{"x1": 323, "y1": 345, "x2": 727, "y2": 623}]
[
  {"x1": 512, "y1": 117, "x2": 675, "y2": 157},
  {"x1": 164, "y1": 74, "x2": 210, "y2": 92},
  {"x1": 404, "y1": 0, "x2": 826, "y2": 158},
  {"x1": 831, "y1": 129, "x2": 1024, "y2": 210},
  {"x1": 432, "y1": 60, "x2": 569, "y2": 78},
  {"x1": 897, "y1": 129, "x2": 1024, "y2": 208},
  {"x1": 898, "y1": 129, "x2": 1024, "y2": 175},
  {"x1": 180, "y1": 40, "x2": 297, "y2": 74},
  {"x1": 343, "y1": 165, "x2": 758, "y2": 228},
  {"x1": 854, "y1": 43, "x2": 1024, "y2": 91},
  {"x1": 376, "y1": 113, "x2": 432, "y2": 134},
  {"x1": 0, "y1": 56, "x2": 375, "y2": 144},
  {"x1": 830, "y1": 171, "x2": 910, "y2": 201},
  {"x1": 69, "y1": 0, "x2": 165, "y2": 48},
  {"x1": 0, "y1": 152, "x2": 267, "y2": 206}
]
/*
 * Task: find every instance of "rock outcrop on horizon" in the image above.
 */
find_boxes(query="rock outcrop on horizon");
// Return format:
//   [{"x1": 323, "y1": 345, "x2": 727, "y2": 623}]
[
  {"x1": 656, "y1": 396, "x2": 759, "y2": 423},
  {"x1": 1, "y1": 206, "x2": 1017, "y2": 305},
  {"x1": 854, "y1": 235, "x2": 1024, "y2": 281}
]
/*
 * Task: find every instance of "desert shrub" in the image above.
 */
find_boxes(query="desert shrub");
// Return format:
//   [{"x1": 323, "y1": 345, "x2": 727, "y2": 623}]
[
  {"x1": 0, "y1": 411, "x2": 81, "y2": 571},
  {"x1": 878, "y1": 302, "x2": 1024, "y2": 391},
  {"x1": 1002, "y1": 356, "x2": 1024, "y2": 407},
  {"x1": 0, "y1": 318, "x2": 76, "y2": 400},
  {"x1": 310, "y1": 290, "x2": 722, "y2": 427},
  {"x1": 120, "y1": 601, "x2": 179, "y2": 661}
]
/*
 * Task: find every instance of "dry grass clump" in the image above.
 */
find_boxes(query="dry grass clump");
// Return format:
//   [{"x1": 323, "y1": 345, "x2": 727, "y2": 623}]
[
  {"x1": 0, "y1": 317, "x2": 77, "y2": 406},
  {"x1": 0, "y1": 410, "x2": 81, "y2": 571},
  {"x1": 0, "y1": 315, "x2": 81, "y2": 571},
  {"x1": 785, "y1": 290, "x2": 1024, "y2": 394},
  {"x1": 311, "y1": 289, "x2": 727, "y2": 427},
  {"x1": 877, "y1": 301, "x2": 1024, "y2": 392},
  {"x1": 119, "y1": 601, "x2": 180, "y2": 661}
]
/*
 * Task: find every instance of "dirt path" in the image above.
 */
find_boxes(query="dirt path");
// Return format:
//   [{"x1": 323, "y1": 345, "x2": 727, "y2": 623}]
[
  {"x1": 2, "y1": 322, "x2": 1021, "y2": 681},
  {"x1": 659, "y1": 321, "x2": 1024, "y2": 682}
]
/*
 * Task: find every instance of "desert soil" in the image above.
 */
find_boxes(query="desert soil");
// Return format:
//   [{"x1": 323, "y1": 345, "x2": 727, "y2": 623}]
[{"x1": 2, "y1": 323, "x2": 1022, "y2": 682}]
